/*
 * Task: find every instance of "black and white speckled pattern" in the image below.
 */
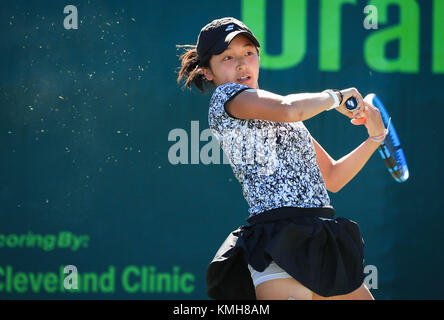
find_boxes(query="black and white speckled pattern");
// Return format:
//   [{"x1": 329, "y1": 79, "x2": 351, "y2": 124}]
[{"x1": 208, "y1": 82, "x2": 331, "y2": 216}]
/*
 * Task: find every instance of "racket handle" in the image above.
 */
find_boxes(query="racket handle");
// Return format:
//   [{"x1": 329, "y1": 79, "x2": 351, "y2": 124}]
[{"x1": 345, "y1": 97, "x2": 358, "y2": 111}]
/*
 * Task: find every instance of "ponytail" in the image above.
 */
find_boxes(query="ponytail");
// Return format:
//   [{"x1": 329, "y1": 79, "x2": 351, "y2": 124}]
[{"x1": 176, "y1": 45, "x2": 211, "y2": 94}]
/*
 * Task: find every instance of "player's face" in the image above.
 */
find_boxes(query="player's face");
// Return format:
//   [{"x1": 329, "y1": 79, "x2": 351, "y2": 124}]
[{"x1": 203, "y1": 35, "x2": 260, "y2": 89}]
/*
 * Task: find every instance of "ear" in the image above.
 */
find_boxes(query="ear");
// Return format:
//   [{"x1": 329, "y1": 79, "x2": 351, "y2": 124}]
[{"x1": 201, "y1": 67, "x2": 214, "y2": 81}]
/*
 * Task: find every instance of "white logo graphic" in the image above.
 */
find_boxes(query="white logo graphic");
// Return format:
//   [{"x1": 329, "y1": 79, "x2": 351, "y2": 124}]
[
  {"x1": 364, "y1": 265, "x2": 378, "y2": 289},
  {"x1": 363, "y1": 5, "x2": 378, "y2": 30},
  {"x1": 167, "y1": 121, "x2": 278, "y2": 175},
  {"x1": 64, "y1": 265, "x2": 78, "y2": 290},
  {"x1": 225, "y1": 25, "x2": 234, "y2": 32},
  {"x1": 63, "y1": 5, "x2": 78, "y2": 30}
]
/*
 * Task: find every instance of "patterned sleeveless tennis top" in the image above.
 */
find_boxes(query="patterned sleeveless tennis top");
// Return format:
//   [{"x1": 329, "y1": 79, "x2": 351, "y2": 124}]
[{"x1": 208, "y1": 82, "x2": 331, "y2": 217}]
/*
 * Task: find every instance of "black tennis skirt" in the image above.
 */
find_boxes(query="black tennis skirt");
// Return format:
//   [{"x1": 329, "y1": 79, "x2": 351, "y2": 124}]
[{"x1": 206, "y1": 206, "x2": 365, "y2": 300}]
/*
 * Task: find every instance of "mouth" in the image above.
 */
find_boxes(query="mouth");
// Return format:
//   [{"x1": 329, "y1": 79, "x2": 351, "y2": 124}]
[{"x1": 237, "y1": 75, "x2": 251, "y2": 83}]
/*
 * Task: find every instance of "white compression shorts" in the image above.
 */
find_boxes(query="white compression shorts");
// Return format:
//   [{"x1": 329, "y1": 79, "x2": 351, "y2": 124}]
[{"x1": 247, "y1": 260, "x2": 293, "y2": 287}]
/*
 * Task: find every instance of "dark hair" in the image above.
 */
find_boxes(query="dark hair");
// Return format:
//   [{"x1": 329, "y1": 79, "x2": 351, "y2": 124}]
[{"x1": 176, "y1": 45, "x2": 212, "y2": 94}]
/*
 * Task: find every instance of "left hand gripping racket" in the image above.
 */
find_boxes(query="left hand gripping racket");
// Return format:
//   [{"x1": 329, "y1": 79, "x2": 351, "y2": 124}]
[{"x1": 344, "y1": 94, "x2": 409, "y2": 183}]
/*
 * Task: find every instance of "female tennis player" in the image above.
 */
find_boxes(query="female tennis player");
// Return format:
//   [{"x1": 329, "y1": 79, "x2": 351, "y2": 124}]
[{"x1": 177, "y1": 17, "x2": 386, "y2": 300}]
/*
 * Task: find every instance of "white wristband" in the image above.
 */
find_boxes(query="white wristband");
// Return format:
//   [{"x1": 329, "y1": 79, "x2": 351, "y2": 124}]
[{"x1": 325, "y1": 89, "x2": 340, "y2": 110}]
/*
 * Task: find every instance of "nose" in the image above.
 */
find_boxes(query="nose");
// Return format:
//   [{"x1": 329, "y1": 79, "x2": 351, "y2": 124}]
[{"x1": 235, "y1": 56, "x2": 247, "y2": 71}]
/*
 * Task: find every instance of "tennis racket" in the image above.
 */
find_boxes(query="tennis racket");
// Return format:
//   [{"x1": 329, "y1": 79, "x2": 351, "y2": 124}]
[{"x1": 344, "y1": 94, "x2": 409, "y2": 183}]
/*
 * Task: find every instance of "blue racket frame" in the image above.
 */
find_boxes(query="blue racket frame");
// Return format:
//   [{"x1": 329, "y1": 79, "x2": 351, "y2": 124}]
[{"x1": 367, "y1": 94, "x2": 409, "y2": 183}]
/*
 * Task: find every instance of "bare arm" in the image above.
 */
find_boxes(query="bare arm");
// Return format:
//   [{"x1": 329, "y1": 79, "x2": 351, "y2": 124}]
[
  {"x1": 225, "y1": 89, "x2": 337, "y2": 122},
  {"x1": 311, "y1": 136, "x2": 336, "y2": 192},
  {"x1": 226, "y1": 87, "x2": 366, "y2": 123},
  {"x1": 327, "y1": 101, "x2": 387, "y2": 192},
  {"x1": 312, "y1": 135, "x2": 382, "y2": 193},
  {"x1": 329, "y1": 139, "x2": 382, "y2": 192}
]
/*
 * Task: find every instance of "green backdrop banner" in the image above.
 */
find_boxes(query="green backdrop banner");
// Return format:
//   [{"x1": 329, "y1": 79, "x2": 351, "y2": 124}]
[{"x1": 0, "y1": 0, "x2": 443, "y2": 299}]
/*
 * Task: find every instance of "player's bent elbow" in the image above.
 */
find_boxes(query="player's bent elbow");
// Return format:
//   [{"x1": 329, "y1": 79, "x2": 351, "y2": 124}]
[
  {"x1": 328, "y1": 185, "x2": 340, "y2": 193},
  {"x1": 325, "y1": 177, "x2": 342, "y2": 193}
]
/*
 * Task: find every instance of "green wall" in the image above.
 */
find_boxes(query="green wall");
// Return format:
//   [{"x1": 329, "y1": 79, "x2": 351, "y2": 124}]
[{"x1": 0, "y1": 0, "x2": 443, "y2": 299}]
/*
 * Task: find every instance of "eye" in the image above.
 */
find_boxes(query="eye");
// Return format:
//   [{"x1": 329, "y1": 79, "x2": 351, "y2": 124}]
[
  {"x1": 245, "y1": 51, "x2": 254, "y2": 56},
  {"x1": 223, "y1": 56, "x2": 232, "y2": 61}
]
